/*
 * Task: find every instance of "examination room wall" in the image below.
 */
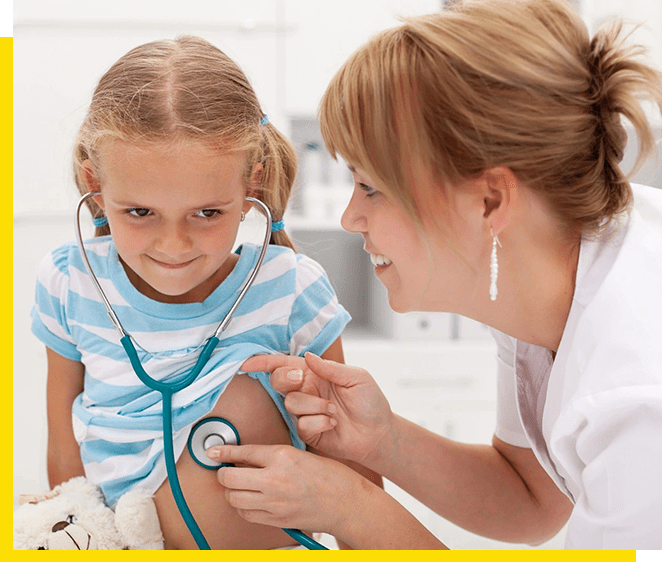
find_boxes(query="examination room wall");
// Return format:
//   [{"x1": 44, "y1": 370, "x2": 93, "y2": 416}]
[{"x1": 14, "y1": 0, "x2": 661, "y2": 549}]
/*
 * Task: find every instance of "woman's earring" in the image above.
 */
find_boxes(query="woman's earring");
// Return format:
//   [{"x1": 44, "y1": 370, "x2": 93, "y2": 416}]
[
  {"x1": 490, "y1": 228, "x2": 502, "y2": 302},
  {"x1": 240, "y1": 211, "x2": 246, "y2": 222}
]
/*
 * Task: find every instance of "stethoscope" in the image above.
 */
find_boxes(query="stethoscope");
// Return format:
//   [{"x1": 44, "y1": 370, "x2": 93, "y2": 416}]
[{"x1": 75, "y1": 192, "x2": 327, "y2": 550}]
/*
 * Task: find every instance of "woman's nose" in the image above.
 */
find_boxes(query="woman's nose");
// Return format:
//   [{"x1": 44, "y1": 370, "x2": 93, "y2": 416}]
[{"x1": 340, "y1": 192, "x2": 367, "y2": 234}]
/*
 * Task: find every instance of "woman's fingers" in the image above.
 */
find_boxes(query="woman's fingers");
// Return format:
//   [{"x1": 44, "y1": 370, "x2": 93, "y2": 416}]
[
  {"x1": 297, "y1": 415, "x2": 338, "y2": 443},
  {"x1": 240, "y1": 354, "x2": 305, "y2": 375},
  {"x1": 207, "y1": 443, "x2": 271, "y2": 469},
  {"x1": 270, "y1": 367, "x2": 307, "y2": 394},
  {"x1": 284, "y1": 391, "x2": 336, "y2": 417}
]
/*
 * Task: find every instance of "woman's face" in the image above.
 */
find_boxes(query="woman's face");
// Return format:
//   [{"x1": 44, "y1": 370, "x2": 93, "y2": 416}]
[
  {"x1": 341, "y1": 165, "x2": 486, "y2": 314},
  {"x1": 85, "y1": 140, "x2": 254, "y2": 303}
]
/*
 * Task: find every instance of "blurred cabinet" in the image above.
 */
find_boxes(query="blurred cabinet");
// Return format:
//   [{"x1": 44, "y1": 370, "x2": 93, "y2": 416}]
[{"x1": 342, "y1": 338, "x2": 567, "y2": 549}]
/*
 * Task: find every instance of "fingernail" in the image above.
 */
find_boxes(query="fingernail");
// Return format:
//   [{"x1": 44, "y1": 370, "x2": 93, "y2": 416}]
[
  {"x1": 330, "y1": 418, "x2": 338, "y2": 427},
  {"x1": 206, "y1": 448, "x2": 220, "y2": 460},
  {"x1": 327, "y1": 403, "x2": 336, "y2": 414},
  {"x1": 287, "y1": 369, "x2": 303, "y2": 382}
]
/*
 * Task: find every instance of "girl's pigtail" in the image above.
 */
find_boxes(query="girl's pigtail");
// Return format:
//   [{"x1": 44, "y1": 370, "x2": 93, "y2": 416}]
[
  {"x1": 258, "y1": 121, "x2": 298, "y2": 251},
  {"x1": 73, "y1": 130, "x2": 111, "y2": 237}
]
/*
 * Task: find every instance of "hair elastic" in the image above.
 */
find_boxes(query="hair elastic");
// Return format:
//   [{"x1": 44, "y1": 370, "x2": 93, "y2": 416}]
[
  {"x1": 271, "y1": 219, "x2": 284, "y2": 233},
  {"x1": 93, "y1": 215, "x2": 109, "y2": 228},
  {"x1": 260, "y1": 114, "x2": 269, "y2": 127}
]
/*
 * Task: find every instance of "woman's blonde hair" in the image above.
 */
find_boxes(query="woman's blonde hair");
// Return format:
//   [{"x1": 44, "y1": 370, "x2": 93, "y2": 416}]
[
  {"x1": 320, "y1": 0, "x2": 662, "y2": 234},
  {"x1": 74, "y1": 35, "x2": 297, "y2": 249}
]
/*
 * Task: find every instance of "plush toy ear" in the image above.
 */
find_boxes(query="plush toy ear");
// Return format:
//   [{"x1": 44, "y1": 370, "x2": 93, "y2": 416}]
[{"x1": 115, "y1": 490, "x2": 164, "y2": 550}]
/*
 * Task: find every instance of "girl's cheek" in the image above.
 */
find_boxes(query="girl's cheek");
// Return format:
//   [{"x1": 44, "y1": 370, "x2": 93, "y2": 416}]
[{"x1": 111, "y1": 226, "x2": 144, "y2": 254}]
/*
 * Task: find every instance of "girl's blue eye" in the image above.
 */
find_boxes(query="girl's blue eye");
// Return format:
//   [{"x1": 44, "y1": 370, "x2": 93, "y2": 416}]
[
  {"x1": 196, "y1": 209, "x2": 222, "y2": 219},
  {"x1": 127, "y1": 208, "x2": 152, "y2": 217}
]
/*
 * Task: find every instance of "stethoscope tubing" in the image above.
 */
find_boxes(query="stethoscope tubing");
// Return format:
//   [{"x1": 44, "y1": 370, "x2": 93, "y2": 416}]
[{"x1": 75, "y1": 192, "x2": 327, "y2": 550}]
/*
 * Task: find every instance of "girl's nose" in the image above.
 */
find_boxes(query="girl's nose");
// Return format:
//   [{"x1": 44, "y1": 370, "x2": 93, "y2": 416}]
[
  {"x1": 340, "y1": 191, "x2": 367, "y2": 234},
  {"x1": 155, "y1": 222, "x2": 192, "y2": 256}
]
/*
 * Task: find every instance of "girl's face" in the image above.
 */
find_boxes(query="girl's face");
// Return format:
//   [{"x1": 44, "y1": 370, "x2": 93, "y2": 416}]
[
  {"x1": 341, "y1": 166, "x2": 484, "y2": 314},
  {"x1": 86, "y1": 140, "x2": 255, "y2": 303}
]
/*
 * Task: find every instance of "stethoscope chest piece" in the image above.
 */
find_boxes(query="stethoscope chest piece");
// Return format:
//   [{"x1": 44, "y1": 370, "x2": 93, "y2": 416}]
[{"x1": 188, "y1": 417, "x2": 240, "y2": 469}]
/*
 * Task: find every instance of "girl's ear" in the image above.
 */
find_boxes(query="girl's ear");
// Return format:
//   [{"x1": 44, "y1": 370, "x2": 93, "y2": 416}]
[
  {"x1": 242, "y1": 162, "x2": 263, "y2": 214},
  {"x1": 482, "y1": 166, "x2": 518, "y2": 235},
  {"x1": 246, "y1": 162, "x2": 263, "y2": 200},
  {"x1": 81, "y1": 159, "x2": 105, "y2": 208}
]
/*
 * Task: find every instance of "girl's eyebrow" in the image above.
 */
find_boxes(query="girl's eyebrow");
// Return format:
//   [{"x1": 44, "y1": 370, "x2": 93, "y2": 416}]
[
  {"x1": 194, "y1": 200, "x2": 235, "y2": 208},
  {"x1": 347, "y1": 164, "x2": 356, "y2": 173},
  {"x1": 111, "y1": 199, "x2": 235, "y2": 208}
]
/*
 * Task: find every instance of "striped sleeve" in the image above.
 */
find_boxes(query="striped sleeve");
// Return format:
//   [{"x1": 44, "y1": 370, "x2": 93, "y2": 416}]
[
  {"x1": 287, "y1": 253, "x2": 351, "y2": 357},
  {"x1": 31, "y1": 244, "x2": 81, "y2": 361}
]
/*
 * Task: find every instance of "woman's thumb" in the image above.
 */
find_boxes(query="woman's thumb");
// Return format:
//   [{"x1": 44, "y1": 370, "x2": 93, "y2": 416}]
[{"x1": 303, "y1": 352, "x2": 356, "y2": 387}]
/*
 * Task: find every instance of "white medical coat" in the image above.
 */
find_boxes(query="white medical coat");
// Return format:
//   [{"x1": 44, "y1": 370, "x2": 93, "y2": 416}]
[{"x1": 492, "y1": 184, "x2": 662, "y2": 549}]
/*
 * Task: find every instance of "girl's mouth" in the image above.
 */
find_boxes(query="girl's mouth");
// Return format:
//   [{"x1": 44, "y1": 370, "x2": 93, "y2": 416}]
[{"x1": 149, "y1": 256, "x2": 197, "y2": 269}]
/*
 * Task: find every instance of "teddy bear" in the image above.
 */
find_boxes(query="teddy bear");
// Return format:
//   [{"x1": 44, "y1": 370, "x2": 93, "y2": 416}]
[{"x1": 13, "y1": 476, "x2": 164, "y2": 550}]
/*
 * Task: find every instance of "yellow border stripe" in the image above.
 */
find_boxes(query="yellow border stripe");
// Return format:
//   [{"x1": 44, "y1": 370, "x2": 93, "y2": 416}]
[{"x1": 5, "y1": 36, "x2": 12, "y2": 552}]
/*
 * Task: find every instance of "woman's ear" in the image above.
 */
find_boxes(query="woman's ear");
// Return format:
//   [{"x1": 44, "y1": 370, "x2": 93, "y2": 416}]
[
  {"x1": 81, "y1": 159, "x2": 105, "y2": 209},
  {"x1": 483, "y1": 166, "x2": 518, "y2": 235}
]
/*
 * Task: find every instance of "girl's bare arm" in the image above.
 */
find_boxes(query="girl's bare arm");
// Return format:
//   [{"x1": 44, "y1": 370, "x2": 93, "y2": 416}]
[{"x1": 45, "y1": 347, "x2": 85, "y2": 487}]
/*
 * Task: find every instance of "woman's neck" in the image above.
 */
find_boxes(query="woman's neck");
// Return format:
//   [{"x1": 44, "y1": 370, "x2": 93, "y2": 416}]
[{"x1": 469, "y1": 208, "x2": 581, "y2": 353}]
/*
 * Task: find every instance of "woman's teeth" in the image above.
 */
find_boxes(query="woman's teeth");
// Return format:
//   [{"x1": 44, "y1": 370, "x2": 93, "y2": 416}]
[{"x1": 370, "y1": 254, "x2": 392, "y2": 267}]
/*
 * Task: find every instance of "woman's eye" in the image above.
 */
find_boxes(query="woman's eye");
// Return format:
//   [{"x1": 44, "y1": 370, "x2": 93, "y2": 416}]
[
  {"x1": 358, "y1": 182, "x2": 378, "y2": 198},
  {"x1": 195, "y1": 209, "x2": 222, "y2": 219},
  {"x1": 127, "y1": 208, "x2": 152, "y2": 218}
]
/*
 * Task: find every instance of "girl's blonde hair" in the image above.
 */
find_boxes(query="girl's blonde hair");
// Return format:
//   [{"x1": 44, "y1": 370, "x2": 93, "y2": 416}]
[
  {"x1": 320, "y1": 0, "x2": 662, "y2": 235},
  {"x1": 74, "y1": 35, "x2": 297, "y2": 250}
]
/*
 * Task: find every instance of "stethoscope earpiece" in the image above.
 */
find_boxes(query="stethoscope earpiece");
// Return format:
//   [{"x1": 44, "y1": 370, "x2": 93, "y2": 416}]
[{"x1": 188, "y1": 417, "x2": 240, "y2": 469}]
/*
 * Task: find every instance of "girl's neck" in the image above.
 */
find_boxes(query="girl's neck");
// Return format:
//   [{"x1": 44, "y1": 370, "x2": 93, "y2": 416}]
[{"x1": 120, "y1": 253, "x2": 239, "y2": 304}]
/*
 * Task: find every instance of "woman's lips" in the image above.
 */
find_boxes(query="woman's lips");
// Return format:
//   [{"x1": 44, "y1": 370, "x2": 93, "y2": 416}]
[{"x1": 369, "y1": 253, "x2": 392, "y2": 267}]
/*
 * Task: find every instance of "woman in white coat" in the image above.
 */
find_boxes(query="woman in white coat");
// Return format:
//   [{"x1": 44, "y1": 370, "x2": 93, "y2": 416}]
[{"x1": 206, "y1": 0, "x2": 662, "y2": 549}]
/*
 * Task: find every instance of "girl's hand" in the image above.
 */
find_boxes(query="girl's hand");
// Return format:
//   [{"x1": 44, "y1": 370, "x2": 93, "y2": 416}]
[
  {"x1": 240, "y1": 353, "x2": 394, "y2": 468},
  {"x1": 206, "y1": 444, "x2": 373, "y2": 539}
]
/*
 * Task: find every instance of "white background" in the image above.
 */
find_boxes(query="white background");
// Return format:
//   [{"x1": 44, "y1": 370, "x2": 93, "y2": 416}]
[{"x1": 13, "y1": 0, "x2": 661, "y2": 550}]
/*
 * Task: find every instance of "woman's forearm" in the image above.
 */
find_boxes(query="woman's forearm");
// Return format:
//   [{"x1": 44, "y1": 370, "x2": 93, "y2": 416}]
[
  {"x1": 371, "y1": 414, "x2": 571, "y2": 544},
  {"x1": 331, "y1": 472, "x2": 447, "y2": 549}
]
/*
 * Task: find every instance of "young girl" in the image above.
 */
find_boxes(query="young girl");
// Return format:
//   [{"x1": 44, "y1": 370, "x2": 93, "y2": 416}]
[
  {"x1": 30, "y1": 35, "x2": 374, "y2": 550},
  {"x1": 209, "y1": 0, "x2": 662, "y2": 549}
]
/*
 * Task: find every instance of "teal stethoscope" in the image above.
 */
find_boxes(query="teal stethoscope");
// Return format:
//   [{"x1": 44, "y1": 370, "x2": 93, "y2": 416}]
[{"x1": 75, "y1": 192, "x2": 327, "y2": 550}]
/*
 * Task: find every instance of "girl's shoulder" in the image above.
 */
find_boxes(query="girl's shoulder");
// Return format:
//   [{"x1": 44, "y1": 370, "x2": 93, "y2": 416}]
[
  {"x1": 37, "y1": 236, "x2": 115, "y2": 293},
  {"x1": 42, "y1": 236, "x2": 113, "y2": 271},
  {"x1": 243, "y1": 243, "x2": 330, "y2": 280}
]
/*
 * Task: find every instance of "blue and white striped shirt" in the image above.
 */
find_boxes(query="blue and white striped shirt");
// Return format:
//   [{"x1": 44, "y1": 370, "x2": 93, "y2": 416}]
[{"x1": 32, "y1": 237, "x2": 350, "y2": 506}]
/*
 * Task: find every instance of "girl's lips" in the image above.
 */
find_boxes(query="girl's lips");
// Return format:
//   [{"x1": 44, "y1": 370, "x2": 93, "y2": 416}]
[{"x1": 148, "y1": 256, "x2": 197, "y2": 269}]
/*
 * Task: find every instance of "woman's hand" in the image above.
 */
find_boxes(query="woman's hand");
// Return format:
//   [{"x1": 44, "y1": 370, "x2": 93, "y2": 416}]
[
  {"x1": 241, "y1": 352, "x2": 394, "y2": 468},
  {"x1": 206, "y1": 444, "x2": 374, "y2": 540}
]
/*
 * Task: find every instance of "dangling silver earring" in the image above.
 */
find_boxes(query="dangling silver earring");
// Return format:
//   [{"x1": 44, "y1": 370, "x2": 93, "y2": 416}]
[
  {"x1": 490, "y1": 228, "x2": 502, "y2": 301},
  {"x1": 240, "y1": 211, "x2": 246, "y2": 222}
]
